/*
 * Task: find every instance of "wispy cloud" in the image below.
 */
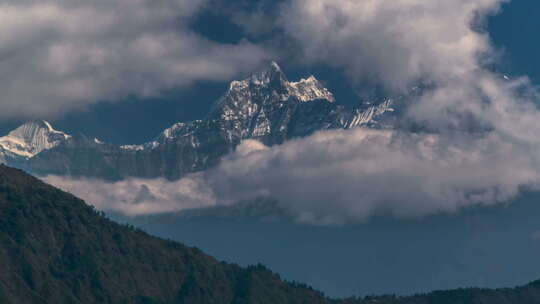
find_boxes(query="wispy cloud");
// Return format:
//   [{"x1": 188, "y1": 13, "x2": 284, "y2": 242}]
[{"x1": 44, "y1": 174, "x2": 217, "y2": 216}]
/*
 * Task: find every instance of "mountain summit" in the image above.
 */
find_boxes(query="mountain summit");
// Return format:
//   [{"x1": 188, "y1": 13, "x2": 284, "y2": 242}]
[
  {"x1": 210, "y1": 62, "x2": 335, "y2": 128},
  {"x1": 216, "y1": 61, "x2": 335, "y2": 108},
  {"x1": 207, "y1": 61, "x2": 340, "y2": 143},
  {"x1": 0, "y1": 121, "x2": 70, "y2": 161}
]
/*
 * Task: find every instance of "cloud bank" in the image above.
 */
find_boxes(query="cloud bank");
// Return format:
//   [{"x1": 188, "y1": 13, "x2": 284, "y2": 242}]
[
  {"x1": 208, "y1": 131, "x2": 540, "y2": 224},
  {"x1": 46, "y1": 128, "x2": 540, "y2": 224},
  {"x1": 0, "y1": 0, "x2": 268, "y2": 119}
]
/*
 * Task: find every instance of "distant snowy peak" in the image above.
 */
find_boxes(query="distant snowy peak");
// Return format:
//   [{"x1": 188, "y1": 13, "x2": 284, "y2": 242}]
[{"x1": 0, "y1": 120, "x2": 71, "y2": 159}]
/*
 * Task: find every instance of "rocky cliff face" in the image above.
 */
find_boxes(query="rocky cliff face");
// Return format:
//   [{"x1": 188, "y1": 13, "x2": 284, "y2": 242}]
[{"x1": 4, "y1": 62, "x2": 396, "y2": 180}]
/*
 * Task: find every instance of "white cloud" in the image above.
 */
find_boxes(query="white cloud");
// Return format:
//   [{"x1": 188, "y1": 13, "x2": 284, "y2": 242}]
[
  {"x1": 278, "y1": 0, "x2": 506, "y2": 91},
  {"x1": 44, "y1": 174, "x2": 217, "y2": 216},
  {"x1": 46, "y1": 128, "x2": 540, "y2": 224},
  {"x1": 201, "y1": 130, "x2": 539, "y2": 225},
  {"x1": 0, "y1": 0, "x2": 269, "y2": 119}
]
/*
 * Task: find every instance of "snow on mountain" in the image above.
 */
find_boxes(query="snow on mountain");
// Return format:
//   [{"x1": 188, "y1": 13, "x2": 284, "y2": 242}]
[
  {"x1": 206, "y1": 61, "x2": 344, "y2": 143},
  {"x1": 288, "y1": 76, "x2": 335, "y2": 102},
  {"x1": 119, "y1": 144, "x2": 146, "y2": 151},
  {"x1": 0, "y1": 120, "x2": 71, "y2": 159},
  {"x1": 347, "y1": 99, "x2": 394, "y2": 128},
  {"x1": 217, "y1": 61, "x2": 334, "y2": 109},
  {"x1": 7, "y1": 62, "x2": 398, "y2": 180},
  {"x1": 122, "y1": 62, "x2": 341, "y2": 152},
  {"x1": 124, "y1": 62, "x2": 393, "y2": 153}
]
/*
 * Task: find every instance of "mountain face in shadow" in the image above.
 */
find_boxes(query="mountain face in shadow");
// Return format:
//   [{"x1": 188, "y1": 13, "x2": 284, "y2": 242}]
[{"x1": 1, "y1": 164, "x2": 540, "y2": 304}]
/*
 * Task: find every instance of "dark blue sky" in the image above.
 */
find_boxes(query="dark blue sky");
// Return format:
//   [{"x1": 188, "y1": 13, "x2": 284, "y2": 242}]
[
  {"x1": 489, "y1": 1, "x2": 540, "y2": 82},
  {"x1": 1, "y1": 0, "x2": 538, "y2": 145}
]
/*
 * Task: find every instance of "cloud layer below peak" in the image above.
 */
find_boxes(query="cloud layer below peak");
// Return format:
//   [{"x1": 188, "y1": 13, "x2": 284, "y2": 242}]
[{"x1": 45, "y1": 127, "x2": 540, "y2": 225}]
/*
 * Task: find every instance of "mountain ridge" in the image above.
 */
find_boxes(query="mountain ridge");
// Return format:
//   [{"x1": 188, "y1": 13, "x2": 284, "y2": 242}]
[{"x1": 1, "y1": 62, "x2": 395, "y2": 180}]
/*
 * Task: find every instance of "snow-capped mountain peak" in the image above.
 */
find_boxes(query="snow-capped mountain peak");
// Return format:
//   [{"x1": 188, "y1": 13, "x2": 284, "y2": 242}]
[
  {"x1": 249, "y1": 62, "x2": 334, "y2": 102},
  {"x1": 0, "y1": 120, "x2": 71, "y2": 159},
  {"x1": 213, "y1": 62, "x2": 335, "y2": 116}
]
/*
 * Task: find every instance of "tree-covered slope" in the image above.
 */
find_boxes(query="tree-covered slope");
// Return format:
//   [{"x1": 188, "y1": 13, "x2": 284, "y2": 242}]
[
  {"x1": 354, "y1": 280, "x2": 540, "y2": 304},
  {"x1": 0, "y1": 164, "x2": 330, "y2": 304}
]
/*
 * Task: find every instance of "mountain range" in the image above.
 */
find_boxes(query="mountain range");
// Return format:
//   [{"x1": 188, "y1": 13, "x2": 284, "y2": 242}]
[{"x1": 0, "y1": 62, "x2": 395, "y2": 180}]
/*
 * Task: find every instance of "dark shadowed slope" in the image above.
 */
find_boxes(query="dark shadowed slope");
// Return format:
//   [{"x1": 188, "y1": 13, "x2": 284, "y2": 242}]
[
  {"x1": 1, "y1": 164, "x2": 540, "y2": 304},
  {"x1": 0, "y1": 164, "x2": 331, "y2": 304}
]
